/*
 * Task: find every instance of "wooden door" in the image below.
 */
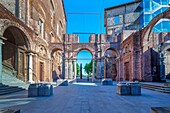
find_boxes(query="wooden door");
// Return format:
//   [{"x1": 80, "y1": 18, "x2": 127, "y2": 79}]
[
  {"x1": 40, "y1": 62, "x2": 44, "y2": 81},
  {"x1": 125, "y1": 62, "x2": 129, "y2": 80}
]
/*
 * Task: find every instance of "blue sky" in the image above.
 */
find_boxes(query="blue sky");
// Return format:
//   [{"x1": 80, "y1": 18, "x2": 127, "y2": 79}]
[
  {"x1": 76, "y1": 50, "x2": 92, "y2": 75},
  {"x1": 64, "y1": 0, "x2": 134, "y2": 37},
  {"x1": 63, "y1": 0, "x2": 134, "y2": 75}
]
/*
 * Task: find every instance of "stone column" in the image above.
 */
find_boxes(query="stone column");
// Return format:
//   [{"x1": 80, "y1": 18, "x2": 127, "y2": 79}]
[
  {"x1": 0, "y1": 37, "x2": 6, "y2": 83},
  {"x1": 68, "y1": 60, "x2": 73, "y2": 79},
  {"x1": 0, "y1": 39, "x2": 3, "y2": 83},
  {"x1": 92, "y1": 60, "x2": 95, "y2": 82},
  {"x1": 96, "y1": 60, "x2": 104, "y2": 79},
  {"x1": 65, "y1": 59, "x2": 69, "y2": 79},
  {"x1": 73, "y1": 60, "x2": 77, "y2": 79},
  {"x1": 104, "y1": 58, "x2": 107, "y2": 79},
  {"x1": 28, "y1": 53, "x2": 34, "y2": 83},
  {"x1": 62, "y1": 53, "x2": 65, "y2": 79},
  {"x1": 34, "y1": 54, "x2": 38, "y2": 82}
]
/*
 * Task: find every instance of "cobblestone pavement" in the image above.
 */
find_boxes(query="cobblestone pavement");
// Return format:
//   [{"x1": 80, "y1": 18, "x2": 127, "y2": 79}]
[{"x1": 0, "y1": 82, "x2": 170, "y2": 113}]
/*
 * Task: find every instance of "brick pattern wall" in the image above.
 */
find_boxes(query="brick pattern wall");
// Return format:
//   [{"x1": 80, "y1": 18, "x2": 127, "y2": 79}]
[{"x1": 0, "y1": 0, "x2": 66, "y2": 82}]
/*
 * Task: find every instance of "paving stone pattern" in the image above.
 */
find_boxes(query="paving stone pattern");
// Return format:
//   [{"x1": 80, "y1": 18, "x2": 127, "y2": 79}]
[{"x1": 0, "y1": 82, "x2": 170, "y2": 113}]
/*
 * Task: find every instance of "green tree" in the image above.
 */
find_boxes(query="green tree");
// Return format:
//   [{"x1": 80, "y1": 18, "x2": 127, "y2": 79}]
[
  {"x1": 76, "y1": 63, "x2": 80, "y2": 75},
  {"x1": 84, "y1": 60, "x2": 93, "y2": 75}
]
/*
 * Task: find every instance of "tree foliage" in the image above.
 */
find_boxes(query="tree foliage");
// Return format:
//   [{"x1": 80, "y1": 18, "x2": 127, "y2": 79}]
[
  {"x1": 76, "y1": 63, "x2": 80, "y2": 75},
  {"x1": 84, "y1": 60, "x2": 93, "y2": 75}
]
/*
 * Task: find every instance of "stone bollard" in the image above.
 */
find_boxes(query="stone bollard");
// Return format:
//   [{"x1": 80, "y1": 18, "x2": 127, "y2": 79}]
[
  {"x1": 116, "y1": 82, "x2": 130, "y2": 95},
  {"x1": 39, "y1": 84, "x2": 53, "y2": 96},
  {"x1": 59, "y1": 79, "x2": 68, "y2": 86},
  {"x1": 101, "y1": 79, "x2": 107, "y2": 85},
  {"x1": 101, "y1": 78, "x2": 113, "y2": 85},
  {"x1": 127, "y1": 82, "x2": 141, "y2": 95},
  {"x1": 50, "y1": 85, "x2": 53, "y2": 95},
  {"x1": 56, "y1": 79, "x2": 63, "y2": 85},
  {"x1": 28, "y1": 83, "x2": 40, "y2": 97}
]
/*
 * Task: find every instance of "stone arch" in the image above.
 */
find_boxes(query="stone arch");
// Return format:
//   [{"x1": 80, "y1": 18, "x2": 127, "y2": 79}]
[
  {"x1": 49, "y1": 44, "x2": 63, "y2": 56},
  {"x1": 51, "y1": 48, "x2": 63, "y2": 57},
  {"x1": 51, "y1": 48, "x2": 63, "y2": 81},
  {"x1": 2, "y1": 25, "x2": 31, "y2": 81},
  {"x1": 104, "y1": 48, "x2": 118, "y2": 81},
  {"x1": 142, "y1": 8, "x2": 170, "y2": 48},
  {"x1": 103, "y1": 47, "x2": 119, "y2": 57},
  {"x1": 0, "y1": 19, "x2": 32, "y2": 50},
  {"x1": 141, "y1": 8, "x2": 170, "y2": 81},
  {"x1": 73, "y1": 47, "x2": 94, "y2": 58}
]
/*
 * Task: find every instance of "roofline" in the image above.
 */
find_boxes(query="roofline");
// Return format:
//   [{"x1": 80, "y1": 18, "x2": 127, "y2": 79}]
[
  {"x1": 62, "y1": 0, "x2": 67, "y2": 22},
  {"x1": 104, "y1": 0, "x2": 141, "y2": 11}
]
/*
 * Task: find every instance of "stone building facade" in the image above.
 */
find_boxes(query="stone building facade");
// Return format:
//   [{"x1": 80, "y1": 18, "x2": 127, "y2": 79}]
[
  {"x1": 0, "y1": 0, "x2": 66, "y2": 83},
  {"x1": 51, "y1": 0, "x2": 170, "y2": 82},
  {"x1": 0, "y1": 0, "x2": 169, "y2": 84},
  {"x1": 103, "y1": 0, "x2": 170, "y2": 82},
  {"x1": 104, "y1": 0, "x2": 141, "y2": 36},
  {"x1": 61, "y1": 34, "x2": 120, "y2": 81}
]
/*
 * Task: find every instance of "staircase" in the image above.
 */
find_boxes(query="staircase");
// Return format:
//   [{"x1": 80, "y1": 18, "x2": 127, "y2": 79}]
[
  {"x1": 140, "y1": 83, "x2": 170, "y2": 93},
  {"x1": 0, "y1": 83, "x2": 25, "y2": 95},
  {"x1": 1, "y1": 67, "x2": 30, "y2": 90}
]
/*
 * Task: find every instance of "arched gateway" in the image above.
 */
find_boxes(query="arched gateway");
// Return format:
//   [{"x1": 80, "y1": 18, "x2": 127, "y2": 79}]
[{"x1": 62, "y1": 34, "x2": 120, "y2": 81}]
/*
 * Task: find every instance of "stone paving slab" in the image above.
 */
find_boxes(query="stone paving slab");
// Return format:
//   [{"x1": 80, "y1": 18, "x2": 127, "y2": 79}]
[{"x1": 0, "y1": 82, "x2": 170, "y2": 113}]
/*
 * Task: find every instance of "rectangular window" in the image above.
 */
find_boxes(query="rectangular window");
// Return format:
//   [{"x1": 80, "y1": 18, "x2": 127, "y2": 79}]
[
  {"x1": 114, "y1": 16, "x2": 119, "y2": 25},
  {"x1": 39, "y1": 19, "x2": 44, "y2": 38}
]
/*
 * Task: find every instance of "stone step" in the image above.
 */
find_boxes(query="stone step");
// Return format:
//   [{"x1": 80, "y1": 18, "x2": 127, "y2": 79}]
[
  {"x1": 0, "y1": 85, "x2": 18, "y2": 90},
  {"x1": 0, "y1": 88, "x2": 24, "y2": 95},
  {"x1": 140, "y1": 83, "x2": 170, "y2": 94},
  {"x1": 150, "y1": 107, "x2": 170, "y2": 113},
  {"x1": 2, "y1": 71, "x2": 30, "y2": 89},
  {"x1": 0, "y1": 84, "x2": 25, "y2": 95},
  {"x1": 0, "y1": 109, "x2": 20, "y2": 113}
]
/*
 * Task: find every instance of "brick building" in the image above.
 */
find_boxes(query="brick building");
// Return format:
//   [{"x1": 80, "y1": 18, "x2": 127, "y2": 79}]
[
  {"x1": 0, "y1": 0, "x2": 66, "y2": 84},
  {"x1": 104, "y1": 0, "x2": 170, "y2": 82},
  {"x1": 59, "y1": 0, "x2": 170, "y2": 82},
  {"x1": 0, "y1": 0, "x2": 169, "y2": 85}
]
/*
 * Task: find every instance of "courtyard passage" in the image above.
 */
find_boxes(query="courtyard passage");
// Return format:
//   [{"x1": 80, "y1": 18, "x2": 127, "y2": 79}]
[{"x1": 0, "y1": 81, "x2": 170, "y2": 113}]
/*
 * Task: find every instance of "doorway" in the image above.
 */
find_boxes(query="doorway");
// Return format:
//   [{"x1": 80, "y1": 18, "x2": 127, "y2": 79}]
[
  {"x1": 105, "y1": 49, "x2": 117, "y2": 80},
  {"x1": 125, "y1": 62, "x2": 129, "y2": 80}
]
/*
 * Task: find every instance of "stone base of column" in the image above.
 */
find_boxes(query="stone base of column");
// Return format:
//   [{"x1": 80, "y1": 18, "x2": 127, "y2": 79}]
[{"x1": 28, "y1": 80, "x2": 34, "y2": 83}]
